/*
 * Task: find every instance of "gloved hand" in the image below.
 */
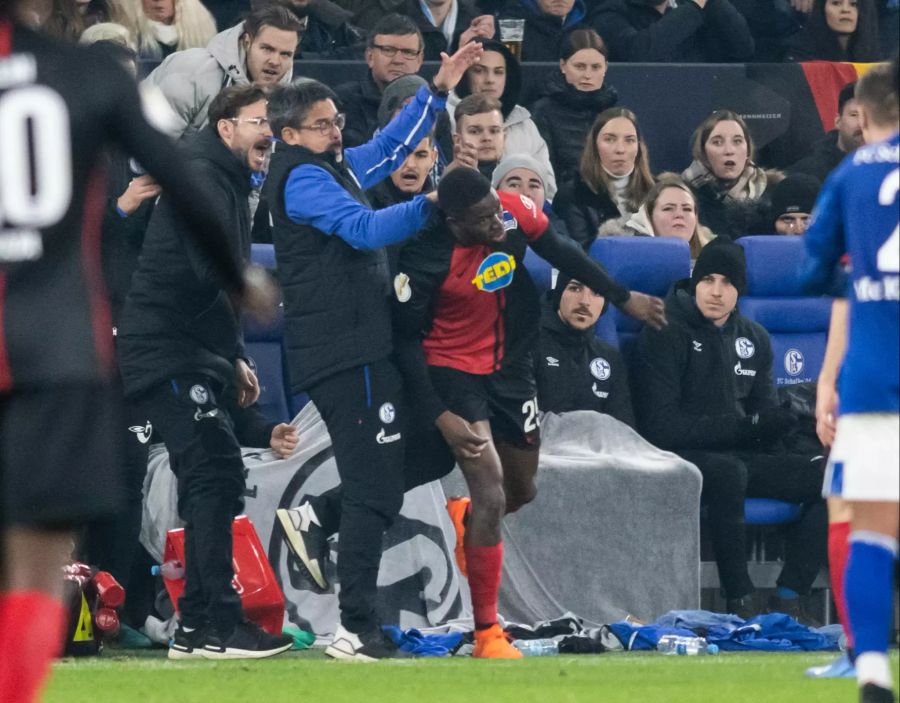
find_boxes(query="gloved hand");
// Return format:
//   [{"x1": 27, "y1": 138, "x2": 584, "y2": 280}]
[
  {"x1": 497, "y1": 190, "x2": 549, "y2": 239},
  {"x1": 741, "y1": 405, "x2": 799, "y2": 441}
]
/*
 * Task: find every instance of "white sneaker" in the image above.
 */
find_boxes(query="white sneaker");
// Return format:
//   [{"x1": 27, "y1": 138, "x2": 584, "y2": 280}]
[
  {"x1": 324, "y1": 625, "x2": 408, "y2": 661},
  {"x1": 276, "y1": 503, "x2": 330, "y2": 590}
]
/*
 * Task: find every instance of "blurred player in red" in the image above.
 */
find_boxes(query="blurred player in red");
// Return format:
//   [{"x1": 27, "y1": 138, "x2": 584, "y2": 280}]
[{"x1": 0, "y1": 2, "x2": 274, "y2": 700}]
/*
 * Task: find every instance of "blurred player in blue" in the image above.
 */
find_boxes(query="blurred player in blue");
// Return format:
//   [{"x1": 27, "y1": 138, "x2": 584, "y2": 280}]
[{"x1": 801, "y1": 61, "x2": 899, "y2": 703}]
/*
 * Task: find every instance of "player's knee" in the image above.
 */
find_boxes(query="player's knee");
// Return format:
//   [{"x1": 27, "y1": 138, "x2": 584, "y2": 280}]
[
  {"x1": 472, "y1": 483, "x2": 507, "y2": 525},
  {"x1": 505, "y1": 480, "x2": 537, "y2": 514}
]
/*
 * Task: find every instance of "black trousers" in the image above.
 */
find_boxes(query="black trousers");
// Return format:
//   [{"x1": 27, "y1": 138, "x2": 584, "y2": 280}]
[
  {"x1": 134, "y1": 375, "x2": 245, "y2": 634},
  {"x1": 307, "y1": 358, "x2": 410, "y2": 634},
  {"x1": 681, "y1": 449, "x2": 828, "y2": 599}
]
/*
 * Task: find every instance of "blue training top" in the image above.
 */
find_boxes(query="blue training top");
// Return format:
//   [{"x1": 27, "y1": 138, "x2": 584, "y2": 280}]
[{"x1": 801, "y1": 132, "x2": 900, "y2": 415}]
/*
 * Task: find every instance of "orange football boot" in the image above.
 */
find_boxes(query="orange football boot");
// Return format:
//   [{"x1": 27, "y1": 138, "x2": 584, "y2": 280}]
[{"x1": 473, "y1": 624, "x2": 523, "y2": 659}]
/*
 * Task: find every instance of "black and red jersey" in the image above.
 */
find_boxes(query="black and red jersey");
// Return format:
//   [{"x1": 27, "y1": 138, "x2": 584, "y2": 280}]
[
  {"x1": 0, "y1": 21, "x2": 243, "y2": 392},
  {"x1": 393, "y1": 208, "x2": 631, "y2": 423}
]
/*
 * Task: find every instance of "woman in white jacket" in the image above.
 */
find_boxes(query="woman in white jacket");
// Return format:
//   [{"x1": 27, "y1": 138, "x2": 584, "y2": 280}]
[{"x1": 446, "y1": 38, "x2": 557, "y2": 199}]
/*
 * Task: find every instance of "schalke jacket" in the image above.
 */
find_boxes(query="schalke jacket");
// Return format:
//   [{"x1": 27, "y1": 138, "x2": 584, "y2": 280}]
[
  {"x1": 632, "y1": 281, "x2": 779, "y2": 451},
  {"x1": 535, "y1": 299, "x2": 635, "y2": 427},
  {"x1": 118, "y1": 126, "x2": 253, "y2": 396}
]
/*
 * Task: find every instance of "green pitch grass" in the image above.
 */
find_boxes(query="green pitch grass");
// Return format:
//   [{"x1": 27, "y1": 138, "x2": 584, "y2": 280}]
[{"x1": 45, "y1": 649, "x2": 899, "y2": 703}]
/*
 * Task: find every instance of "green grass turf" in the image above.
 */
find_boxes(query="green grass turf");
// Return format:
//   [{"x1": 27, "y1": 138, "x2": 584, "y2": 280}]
[{"x1": 44, "y1": 649, "x2": 899, "y2": 703}]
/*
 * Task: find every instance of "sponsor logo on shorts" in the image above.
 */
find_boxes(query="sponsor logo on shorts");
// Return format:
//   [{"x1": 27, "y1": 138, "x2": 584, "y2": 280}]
[
  {"x1": 379, "y1": 402, "x2": 396, "y2": 424},
  {"x1": 734, "y1": 362, "x2": 757, "y2": 377},
  {"x1": 376, "y1": 428, "x2": 401, "y2": 445},
  {"x1": 472, "y1": 252, "x2": 516, "y2": 292},
  {"x1": 128, "y1": 422, "x2": 153, "y2": 444},
  {"x1": 784, "y1": 349, "x2": 805, "y2": 377},
  {"x1": 589, "y1": 357, "x2": 611, "y2": 381},
  {"x1": 189, "y1": 384, "x2": 209, "y2": 405},
  {"x1": 735, "y1": 337, "x2": 755, "y2": 359},
  {"x1": 591, "y1": 383, "x2": 609, "y2": 399}
]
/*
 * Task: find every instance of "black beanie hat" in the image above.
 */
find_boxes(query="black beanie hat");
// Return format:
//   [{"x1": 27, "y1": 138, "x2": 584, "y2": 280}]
[
  {"x1": 552, "y1": 273, "x2": 610, "y2": 316},
  {"x1": 690, "y1": 238, "x2": 747, "y2": 295},
  {"x1": 437, "y1": 167, "x2": 492, "y2": 217},
  {"x1": 770, "y1": 174, "x2": 821, "y2": 218}
]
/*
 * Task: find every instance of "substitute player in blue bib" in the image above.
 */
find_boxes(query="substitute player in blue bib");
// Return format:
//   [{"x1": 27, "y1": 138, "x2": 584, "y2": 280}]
[{"x1": 800, "y1": 63, "x2": 899, "y2": 703}]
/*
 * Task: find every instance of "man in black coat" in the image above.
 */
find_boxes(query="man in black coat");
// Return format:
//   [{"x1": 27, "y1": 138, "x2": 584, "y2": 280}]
[
  {"x1": 497, "y1": 0, "x2": 595, "y2": 61},
  {"x1": 592, "y1": 0, "x2": 754, "y2": 62},
  {"x1": 632, "y1": 239, "x2": 827, "y2": 622},
  {"x1": 117, "y1": 86, "x2": 295, "y2": 660},
  {"x1": 536, "y1": 274, "x2": 634, "y2": 426}
]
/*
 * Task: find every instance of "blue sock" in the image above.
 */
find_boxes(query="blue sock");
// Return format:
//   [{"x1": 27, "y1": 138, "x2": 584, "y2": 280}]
[
  {"x1": 776, "y1": 586, "x2": 799, "y2": 599},
  {"x1": 845, "y1": 531, "x2": 899, "y2": 657}
]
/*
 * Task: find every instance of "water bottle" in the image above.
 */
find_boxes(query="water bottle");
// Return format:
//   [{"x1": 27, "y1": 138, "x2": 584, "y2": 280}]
[
  {"x1": 513, "y1": 638, "x2": 559, "y2": 656},
  {"x1": 656, "y1": 635, "x2": 718, "y2": 655},
  {"x1": 151, "y1": 560, "x2": 185, "y2": 580}
]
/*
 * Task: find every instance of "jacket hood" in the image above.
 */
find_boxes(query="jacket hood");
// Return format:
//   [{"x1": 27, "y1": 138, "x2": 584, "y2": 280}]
[
  {"x1": 541, "y1": 70, "x2": 619, "y2": 111},
  {"x1": 206, "y1": 22, "x2": 294, "y2": 86},
  {"x1": 540, "y1": 294, "x2": 594, "y2": 343},
  {"x1": 521, "y1": 0, "x2": 587, "y2": 28},
  {"x1": 187, "y1": 125, "x2": 253, "y2": 195},
  {"x1": 454, "y1": 38, "x2": 522, "y2": 118}
]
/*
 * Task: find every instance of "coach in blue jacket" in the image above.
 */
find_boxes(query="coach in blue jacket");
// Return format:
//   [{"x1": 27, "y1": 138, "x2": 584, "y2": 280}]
[{"x1": 263, "y1": 42, "x2": 482, "y2": 660}]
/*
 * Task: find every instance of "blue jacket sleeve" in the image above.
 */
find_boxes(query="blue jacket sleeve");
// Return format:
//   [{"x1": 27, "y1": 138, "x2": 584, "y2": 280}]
[
  {"x1": 800, "y1": 169, "x2": 847, "y2": 296},
  {"x1": 284, "y1": 164, "x2": 434, "y2": 250},
  {"x1": 344, "y1": 85, "x2": 446, "y2": 190}
]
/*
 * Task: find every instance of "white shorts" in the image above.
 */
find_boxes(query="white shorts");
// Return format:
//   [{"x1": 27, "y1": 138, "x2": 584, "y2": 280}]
[{"x1": 823, "y1": 413, "x2": 899, "y2": 501}]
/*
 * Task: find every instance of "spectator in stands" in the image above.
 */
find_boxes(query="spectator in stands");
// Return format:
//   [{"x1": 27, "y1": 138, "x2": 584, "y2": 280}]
[
  {"x1": 113, "y1": 0, "x2": 216, "y2": 59},
  {"x1": 531, "y1": 29, "x2": 618, "y2": 188},
  {"x1": 143, "y1": 5, "x2": 302, "y2": 138},
  {"x1": 80, "y1": 20, "x2": 137, "y2": 49},
  {"x1": 553, "y1": 107, "x2": 655, "y2": 250},
  {"x1": 633, "y1": 239, "x2": 827, "y2": 622},
  {"x1": 452, "y1": 93, "x2": 508, "y2": 179},
  {"x1": 449, "y1": 38, "x2": 557, "y2": 197},
  {"x1": 492, "y1": 153, "x2": 572, "y2": 238},
  {"x1": 117, "y1": 85, "x2": 296, "y2": 659},
  {"x1": 781, "y1": 0, "x2": 881, "y2": 61},
  {"x1": 767, "y1": 174, "x2": 821, "y2": 236},
  {"x1": 598, "y1": 175, "x2": 715, "y2": 260},
  {"x1": 536, "y1": 275, "x2": 635, "y2": 426},
  {"x1": 251, "y1": 0, "x2": 366, "y2": 58},
  {"x1": 335, "y1": 14, "x2": 425, "y2": 147},
  {"x1": 77, "y1": 0, "x2": 117, "y2": 27},
  {"x1": 787, "y1": 81, "x2": 864, "y2": 184},
  {"x1": 682, "y1": 110, "x2": 783, "y2": 239},
  {"x1": 402, "y1": 0, "x2": 495, "y2": 59},
  {"x1": 30, "y1": 0, "x2": 86, "y2": 39},
  {"x1": 497, "y1": 0, "x2": 594, "y2": 61},
  {"x1": 592, "y1": 0, "x2": 755, "y2": 62}
]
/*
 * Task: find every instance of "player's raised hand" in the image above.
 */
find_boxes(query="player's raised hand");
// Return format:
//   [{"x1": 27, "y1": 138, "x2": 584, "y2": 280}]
[
  {"x1": 432, "y1": 41, "x2": 484, "y2": 94},
  {"x1": 436, "y1": 411, "x2": 490, "y2": 461},
  {"x1": 238, "y1": 264, "x2": 280, "y2": 324},
  {"x1": 621, "y1": 292, "x2": 667, "y2": 330},
  {"x1": 270, "y1": 423, "x2": 299, "y2": 458}
]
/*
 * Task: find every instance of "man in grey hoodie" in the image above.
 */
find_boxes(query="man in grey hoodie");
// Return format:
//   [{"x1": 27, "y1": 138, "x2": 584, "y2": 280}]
[{"x1": 144, "y1": 5, "x2": 304, "y2": 138}]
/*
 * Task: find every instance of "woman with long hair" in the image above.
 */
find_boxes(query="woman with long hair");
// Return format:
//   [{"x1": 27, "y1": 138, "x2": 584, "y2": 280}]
[
  {"x1": 782, "y1": 0, "x2": 881, "y2": 62},
  {"x1": 113, "y1": 0, "x2": 216, "y2": 59},
  {"x1": 682, "y1": 110, "x2": 783, "y2": 239},
  {"x1": 531, "y1": 29, "x2": 618, "y2": 187},
  {"x1": 552, "y1": 107, "x2": 654, "y2": 249},
  {"x1": 599, "y1": 175, "x2": 716, "y2": 260}
]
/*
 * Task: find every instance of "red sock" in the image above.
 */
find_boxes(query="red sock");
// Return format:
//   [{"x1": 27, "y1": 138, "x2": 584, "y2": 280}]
[
  {"x1": 828, "y1": 521, "x2": 853, "y2": 647},
  {"x1": 0, "y1": 591, "x2": 68, "y2": 703},
  {"x1": 465, "y1": 542, "x2": 503, "y2": 630}
]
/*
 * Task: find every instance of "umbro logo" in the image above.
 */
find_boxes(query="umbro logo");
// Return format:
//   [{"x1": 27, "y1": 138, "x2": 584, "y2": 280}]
[
  {"x1": 128, "y1": 422, "x2": 153, "y2": 444},
  {"x1": 546, "y1": 356, "x2": 560, "y2": 367},
  {"x1": 692, "y1": 341, "x2": 703, "y2": 352}
]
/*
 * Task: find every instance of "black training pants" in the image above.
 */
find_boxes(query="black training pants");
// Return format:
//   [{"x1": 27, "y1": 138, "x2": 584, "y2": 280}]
[
  {"x1": 134, "y1": 375, "x2": 245, "y2": 634},
  {"x1": 681, "y1": 449, "x2": 827, "y2": 599},
  {"x1": 307, "y1": 358, "x2": 408, "y2": 634}
]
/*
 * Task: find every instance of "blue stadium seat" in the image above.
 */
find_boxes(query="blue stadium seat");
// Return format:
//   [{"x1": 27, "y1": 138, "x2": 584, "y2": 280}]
[
  {"x1": 737, "y1": 236, "x2": 832, "y2": 387},
  {"x1": 523, "y1": 248, "x2": 554, "y2": 294},
  {"x1": 244, "y1": 244, "x2": 292, "y2": 423},
  {"x1": 589, "y1": 237, "x2": 692, "y2": 354},
  {"x1": 744, "y1": 498, "x2": 803, "y2": 525}
]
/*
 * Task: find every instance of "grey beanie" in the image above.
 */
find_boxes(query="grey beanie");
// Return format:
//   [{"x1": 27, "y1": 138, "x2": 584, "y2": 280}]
[
  {"x1": 377, "y1": 74, "x2": 428, "y2": 128},
  {"x1": 491, "y1": 153, "x2": 549, "y2": 191}
]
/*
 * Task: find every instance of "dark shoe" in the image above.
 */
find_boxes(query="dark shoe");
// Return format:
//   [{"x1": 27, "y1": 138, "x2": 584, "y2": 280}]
[
  {"x1": 324, "y1": 625, "x2": 412, "y2": 661},
  {"x1": 167, "y1": 624, "x2": 207, "y2": 660},
  {"x1": 725, "y1": 594, "x2": 756, "y2": 620},
  {"x1": 860, "y1": 683, "x2": 897, "y2": 703},
  {"x1": 276, "y1": 502, "x2": 330, "y2": 589},
  {"x1": 202, "y1": 620, "x2": 293, "y2": 660},
  {"x1": 766, "y1": 595, "x2": 823, "y2": 628}
]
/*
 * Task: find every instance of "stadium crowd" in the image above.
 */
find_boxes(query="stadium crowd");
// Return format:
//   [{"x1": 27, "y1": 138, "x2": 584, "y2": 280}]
[{"x1": 1, "y1": 0, "x2": 898, "y2": 694}]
